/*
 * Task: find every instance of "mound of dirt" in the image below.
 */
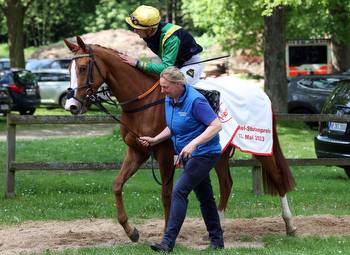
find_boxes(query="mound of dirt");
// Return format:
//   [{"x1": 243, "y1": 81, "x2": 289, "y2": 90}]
[
  {"x1": 30, "y1": 28, "x2": 264, "y2": 77},
  {"x1": 30, "y1": 29, "x2": 157, "y2": 60},
  {"x1": 1, "y1": 215, "x2": 349, "y2": 255}
]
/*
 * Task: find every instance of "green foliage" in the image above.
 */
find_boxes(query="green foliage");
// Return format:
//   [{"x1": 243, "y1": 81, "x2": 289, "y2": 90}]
[
  {"x1": 85, "y1": 0, "x2": 135, "y2": 32},
  {"x1": 286, "y1": 1, "x2": 350, "y2": 42},
  {"x1": 85, "y1": 0, "x2": 167, "y2": 33},
  {"x1": 0, "y1": 43, "x2": 8, "y2": 58},
  {"x1": 0, "y1": 43, "x2": 38, "y2": 58},
  {"x1": 182, "y1": 0, "x2": 265, "y2": 54},
  {"x1": 23, "y1": 0, "x2": 99, "y2": 46}
]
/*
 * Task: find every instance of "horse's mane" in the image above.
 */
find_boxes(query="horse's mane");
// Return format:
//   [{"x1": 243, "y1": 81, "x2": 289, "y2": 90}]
[
  {"x1": 91, "y1": 44, "x2": 122, "y2": 55},
  {"x1": 90, "y1": 44, "x2": 159, "y2": 80}
]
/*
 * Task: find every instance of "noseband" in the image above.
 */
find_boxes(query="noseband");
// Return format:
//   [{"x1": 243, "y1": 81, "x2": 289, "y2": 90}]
[{"x1": 67, "y1": 46, "x2": 105, "y2": 105}]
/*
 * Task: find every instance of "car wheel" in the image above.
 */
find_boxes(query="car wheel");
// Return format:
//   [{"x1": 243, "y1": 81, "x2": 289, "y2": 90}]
[
  {"x1": 59, "y1": 93, "x2": 67, "y2": 109},
  {"x1": 343, "y1": 166, "x2": 350, "y2": 178},
  {"x1": 19, "y1": 108, "x2": 35, "y2": 115}
]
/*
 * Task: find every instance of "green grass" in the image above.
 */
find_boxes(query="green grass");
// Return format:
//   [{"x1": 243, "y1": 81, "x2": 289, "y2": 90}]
[
  {"x1": 0, "y1": 43, "x2": 38, "y2": 59},
  {"x1": 1, "y1": 118, "x2": 348, "y2": 223},
  {"x1": 0, "y1": 115, "x2": 350, "y2": 254},
  {"x1": 33, "y1": 236, "x2": 350, "y2": 255}
]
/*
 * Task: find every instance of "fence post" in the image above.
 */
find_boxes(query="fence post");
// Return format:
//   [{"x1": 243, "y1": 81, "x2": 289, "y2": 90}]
[
  {"x1": 5, "y1": 114, "x2": 16, "y2": 198},
  {"x1": 252, "y1": 165, "x2": 263, "y2": 195}
]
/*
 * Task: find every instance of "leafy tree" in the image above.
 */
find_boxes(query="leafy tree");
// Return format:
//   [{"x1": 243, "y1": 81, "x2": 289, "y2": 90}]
[
  {"x1": 24, "y1": 0, "x2": 99, "y2": 46},
  {"x1": 85, "y1": 0, "x2": 182, "y2": 33},
  {"x1": 182, "y1": 0, "x2": 263, "y2": 54},
  {"x1": 0, "y1": 0, "x2": 33, "y2": 68},
  {"x1": 182, "y1": 0, "x2": 350, "y2": 111},
  {"x1": 286, "y1": 0, "x2": 350, "y2": 72}
]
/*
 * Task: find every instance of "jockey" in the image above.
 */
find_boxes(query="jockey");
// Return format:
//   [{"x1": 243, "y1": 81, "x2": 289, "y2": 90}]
[{"x1": 120, "y1": 5, "x2": 203, "y2": 86}]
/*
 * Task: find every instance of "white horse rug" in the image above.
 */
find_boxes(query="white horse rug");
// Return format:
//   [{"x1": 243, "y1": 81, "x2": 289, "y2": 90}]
[{"x1": 195, "y1": 76, "x2": 273, "y2": 156}]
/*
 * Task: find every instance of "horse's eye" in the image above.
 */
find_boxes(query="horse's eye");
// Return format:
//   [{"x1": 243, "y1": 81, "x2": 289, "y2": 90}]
[{"x1": 79, "y1": 66, "x2": 87, "y2": 73}]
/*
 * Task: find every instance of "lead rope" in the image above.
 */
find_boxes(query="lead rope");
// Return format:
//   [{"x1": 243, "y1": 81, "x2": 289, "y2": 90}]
[
  {"x1": 150, "y1": 150, "x2": 176, "y2": 186},
  {"x1": 93, "y1": 97, "x2": 176, "y2": 186}
]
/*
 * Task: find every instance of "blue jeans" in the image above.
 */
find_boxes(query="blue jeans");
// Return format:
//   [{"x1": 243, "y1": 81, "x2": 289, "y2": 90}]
[{"x1": 161, "y1": 154, "x2": 224, "y2": 248}]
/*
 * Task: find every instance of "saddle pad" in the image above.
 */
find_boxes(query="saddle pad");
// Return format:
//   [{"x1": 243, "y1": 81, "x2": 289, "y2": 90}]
[
  {"x1": 195, "y1": 88, "x2": 221, "y2": 113},
  {"x1": 194, "y1": 76, "x2": 273, "y2": 155}
]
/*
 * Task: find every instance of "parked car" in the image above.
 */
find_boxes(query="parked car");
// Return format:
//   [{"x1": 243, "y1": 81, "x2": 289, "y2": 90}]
[
  {"x1": 314, "y1": 79, "x2": 350, "y2": 178},
  {"x1": 32, "y1": 69, "x2": 70, "y2": 108},
  {"x1": 0, "y1": 69, "x2": 41, "y2": 115},
  {"x1": 288, "y1": 74, "x2": 350, "y2": 114},
  {"x1": 0, "y1": 84, "x2": 11, "y2": 116},
  {"x1": 0, "y1": 58, "x2": 10, "y2": 70},
  {"x1": 26, "y1": 58, "x2": 70, "y2": 71}
]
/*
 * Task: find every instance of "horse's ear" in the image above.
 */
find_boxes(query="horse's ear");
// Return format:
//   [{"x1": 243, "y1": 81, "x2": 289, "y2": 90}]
[
  {"x1": 64, "y1": 39, "x2": 79, "y2": 52},
  {"x1": 76, "y1": 36, "x2": 87, "y2": 52}
]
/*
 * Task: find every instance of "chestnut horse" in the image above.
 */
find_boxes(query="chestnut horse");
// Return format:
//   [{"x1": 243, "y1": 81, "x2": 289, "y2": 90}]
[{"x1": 64, "y1": 36, "x2": 296, "y2": 241}]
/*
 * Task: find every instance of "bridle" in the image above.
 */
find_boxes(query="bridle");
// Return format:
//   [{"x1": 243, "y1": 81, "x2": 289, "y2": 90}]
[
  {"x1": 67, "y1": 46, "x2": 105, "y2": 106},
  {"x1": 67, "y1": 45, "x2": 163, "y2": 113},
  {"x1": 67, "y1": 46, "x2": 174, "y2": 185}
]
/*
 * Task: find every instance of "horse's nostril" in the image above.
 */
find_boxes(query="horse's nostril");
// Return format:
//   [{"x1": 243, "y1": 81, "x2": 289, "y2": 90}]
[{"x1": 70, "y1": 105, "x2": 80, "y2": 115}]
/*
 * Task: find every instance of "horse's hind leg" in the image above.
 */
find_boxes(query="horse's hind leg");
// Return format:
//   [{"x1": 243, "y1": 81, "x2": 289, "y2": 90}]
[
  {"x1": 214, "y1": 146, "x2": 233, "y2": 221},
  {"x1": 112, "y1": 146, "x2": 149, "y2": 242},
  {"x1": 256, "y1": 155, "x2": 297, "y2": 236},
  {"x1": 280, "y1": 195, "x2": 296, "y2": 236}
]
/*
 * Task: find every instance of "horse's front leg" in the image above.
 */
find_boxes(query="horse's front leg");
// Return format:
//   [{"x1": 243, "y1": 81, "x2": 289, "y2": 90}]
[
  {"x1": 154, "y1": 142, "x2": 175, "y2": 231},
  {"x1": 112, "y1": 146, "x2": 149, "y2": 242}
]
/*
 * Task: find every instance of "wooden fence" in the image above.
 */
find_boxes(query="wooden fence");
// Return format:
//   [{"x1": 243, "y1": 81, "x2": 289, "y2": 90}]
[{"x1": 5, "y1": 113, "x2": 350, "y2": 198}]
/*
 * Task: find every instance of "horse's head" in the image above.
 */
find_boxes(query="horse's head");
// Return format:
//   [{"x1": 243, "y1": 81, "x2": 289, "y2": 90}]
[{"x1": 64, "y1": 36, "x2": 106, "y2": 114}]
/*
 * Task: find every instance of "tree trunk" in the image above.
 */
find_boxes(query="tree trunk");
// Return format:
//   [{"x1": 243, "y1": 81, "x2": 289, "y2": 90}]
[
  {"x1": 332, "y1": 40, "x2": 350, "y2": 73},
  {"x1": 263, "y1": 6, "x2": 287, "y2": 113},
  {"x1": 329, "y1": 2, "x2": 350, "y2": 73},
  {"x1": 3, "y1": 0, "x2": 26, "y2": 68},
  {"x1": 166, "y1": 0, "x2": 173, "y2": 23}
]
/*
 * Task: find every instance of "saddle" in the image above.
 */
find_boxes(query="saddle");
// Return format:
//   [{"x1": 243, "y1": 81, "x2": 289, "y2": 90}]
[{"x1": 195, "y1": 88, "x2": 221, "y2": 113}]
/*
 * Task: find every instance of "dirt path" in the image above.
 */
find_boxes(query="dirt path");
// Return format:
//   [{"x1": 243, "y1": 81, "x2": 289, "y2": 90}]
[{"x1": 1, "y1": 215, "x2": 350, "y2": 255}]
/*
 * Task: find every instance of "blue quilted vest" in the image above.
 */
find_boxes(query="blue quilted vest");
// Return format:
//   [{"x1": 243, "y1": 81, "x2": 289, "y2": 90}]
[{"x1": 165, "y1": 85, "x2": 221, "y2": 156}]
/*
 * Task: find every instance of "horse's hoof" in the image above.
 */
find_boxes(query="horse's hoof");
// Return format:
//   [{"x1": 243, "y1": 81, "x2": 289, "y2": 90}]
[
  {"x1": 287, "y1": 227, "x2": 297, "y2": 236},
  {"x1": 129, "y1": 227, "x2": 140, "y2": 242}
]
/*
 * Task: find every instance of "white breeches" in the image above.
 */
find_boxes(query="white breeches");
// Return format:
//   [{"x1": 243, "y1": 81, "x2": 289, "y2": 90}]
[{"x1": 180, "y1": 54, "x2": 202, "y2": 86}]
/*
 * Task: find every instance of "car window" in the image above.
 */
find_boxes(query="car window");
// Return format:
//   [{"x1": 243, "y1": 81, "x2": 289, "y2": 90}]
[
  {"x1": 26, "y1": 59, "x2": 52, "y2": 70},
  {"x1": 0, "y1": 60, "x2": 10, "y2": 70},
  {"x1": 50, "y1": 62, "x2": 61, "y2": 69},
  {"x1": 58, "y1": 60, "x2": 70, "y2": 69},
  {"x1": 36, "y1": 72, "x2": 70, "y2": 82},
  {"x1": 297, "y1": 79, "x2": 313, "y2": 88},
  {"x1": 0, "y1": 71, "x2": 11, "y2": 83},
  {"x1": 13, "y1": 70, "x2": 37, "y2": 86},
  {"x1": 312, "y1": 78, "x2": 340, "y2": 90}
]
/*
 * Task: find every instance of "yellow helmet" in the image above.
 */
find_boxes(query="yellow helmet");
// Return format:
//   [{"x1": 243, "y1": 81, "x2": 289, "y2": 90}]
[{"x1": 125, "y1": 5, "x2": 161, "y2": 30}]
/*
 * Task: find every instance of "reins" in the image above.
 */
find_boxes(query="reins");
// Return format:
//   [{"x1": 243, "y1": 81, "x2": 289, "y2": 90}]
[{"x1": 69, "y1": 47, "x2": 175, "y2": 186}]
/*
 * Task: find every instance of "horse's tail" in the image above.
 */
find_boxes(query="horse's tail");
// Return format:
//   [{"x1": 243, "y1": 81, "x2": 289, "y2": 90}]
[{"x1": 262, "y1": 113, "x2": 296, "y2": 196}]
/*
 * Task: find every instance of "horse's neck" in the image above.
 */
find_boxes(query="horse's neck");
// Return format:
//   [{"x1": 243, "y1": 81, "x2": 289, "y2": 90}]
[{"x1": 95, "y1": 47, "x2": 159, "y2": 102}]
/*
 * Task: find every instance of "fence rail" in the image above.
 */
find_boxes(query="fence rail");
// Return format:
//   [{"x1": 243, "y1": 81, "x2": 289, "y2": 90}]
[{"x1": 5, "y1": 113, "x2": 350, "y2": 198}]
